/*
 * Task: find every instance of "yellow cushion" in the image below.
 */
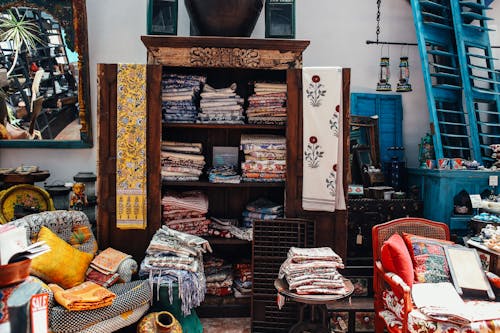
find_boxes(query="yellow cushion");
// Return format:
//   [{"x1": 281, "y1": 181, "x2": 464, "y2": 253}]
[{"x1": 30, "y1": 226, "x2": 93, "y2": 289}]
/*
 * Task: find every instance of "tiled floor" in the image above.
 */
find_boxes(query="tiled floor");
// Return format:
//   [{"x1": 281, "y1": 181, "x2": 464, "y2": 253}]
[{"x1": 200, "y1": 317, "x2": 251, "y2": 333}]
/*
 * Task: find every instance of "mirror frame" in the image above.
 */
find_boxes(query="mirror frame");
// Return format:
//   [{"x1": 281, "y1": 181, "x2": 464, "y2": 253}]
[
  {"x1": 350, "y1": 115, "x2": 380, "y2": 167},
  {"x1": 0, "y1": 0, "x2": 92, "y2": 148}
]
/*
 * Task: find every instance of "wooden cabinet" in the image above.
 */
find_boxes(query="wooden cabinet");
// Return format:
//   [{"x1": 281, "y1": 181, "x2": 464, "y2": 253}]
[{"x1": 98, "y1": 36, "x2": 351, "y2": 322}]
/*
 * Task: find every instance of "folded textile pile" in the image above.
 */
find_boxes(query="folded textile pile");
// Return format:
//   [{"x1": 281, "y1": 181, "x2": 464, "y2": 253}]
[
  {"x1": 240, "y1": 134, "x2": 287, "y2": 183},
  {"x1": 207, "y1": 217, "x2": 253, "y2": 241},
  {"x1": 162, "y1": 190, "x2": 210, "y2": 236},
  {"x1": 85, "y1": 247, "x2": 132, "y2": 287},
  {"x1": 49, "y1": 281, "x2": 116, "y2": 311},
  {"x1": 204, "y1": 256, "x2": 233, "y2": 296},
  {"x1": 233, "y1": 263, "x2": 252, "y2": 298},
  {"x1": 161, "y1": 141, "x2": 205, "y2": 181},
  {"x1": 278, "y1": 247, "x2": 346, "y2": 295},
  {"x1": 208, "y1": 165, "x2": 241, "y2": 184},
  {"x1": 140, "y1": 226, "x2": 211, "y2": 315},
  {"x1": 246, "y1": 82, "x2": 287, "y2": 125},
  {"x1": 242, "y1": 197, "x2": 283, "y2": 228},
  {"x1": 162, "y1": 73, "x2": 206, "y2": 123},
  {"x1": 198, "y1": 83, "x2": 245, "y2": 124}
]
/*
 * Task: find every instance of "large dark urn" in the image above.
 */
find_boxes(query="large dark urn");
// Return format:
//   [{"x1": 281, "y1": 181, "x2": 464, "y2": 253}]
[{"x1": 185, "y1": 0, "x2": 264, "y2": 37}]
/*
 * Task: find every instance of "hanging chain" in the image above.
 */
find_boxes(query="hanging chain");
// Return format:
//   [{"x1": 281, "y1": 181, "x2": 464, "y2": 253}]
[{"x1": 376, "y1": 0, "x2": 381, "y2": 44}]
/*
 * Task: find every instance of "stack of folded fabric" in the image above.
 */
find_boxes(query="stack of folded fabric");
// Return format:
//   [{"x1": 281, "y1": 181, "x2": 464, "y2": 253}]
[
  {"x1": 233, "y1": 263, "x2": 252, "y2": 298},
  {"x1": 207, "y1": 217, "x2": 253, "y2": 241},
  {"x1": 240, "y1": 134, "x2": 287, "y2": 182},
  {"x1": 204, "y1": 256, "x2": 234, "y2": 297},
  {"x1": 162, "y1": 73, "x2": 206, "y2": 123},
  {"x1": 49, "y1": 282, "x2": 116, "y2": 311},
  {"x1": 160, "y1": 141, "x2": 205, "y2": 181},
  {"x1": 278, "y1": 247, "x2": 346, "y2": 295},
  {"x1": 198, "y1": 83, "x2": 245, "y2": 124},
  {"x1": 85, "y1": 247, "x2": 132, "y2": 288},
  {"x1": 208, "y1": 165, "x2": 241, "y2": 184},
  {"x1": 161, "y1": 190, "x2": 210, "y2": 236},
  {"x1": 246, "y1": 82, "x2": 287, "y2": 125},
  {"x1": 140, "y1": 226, "x2": 212, "y2": 315},
  {"x1": 242, "y1": 197, "x2": 283, "y2": 228}
]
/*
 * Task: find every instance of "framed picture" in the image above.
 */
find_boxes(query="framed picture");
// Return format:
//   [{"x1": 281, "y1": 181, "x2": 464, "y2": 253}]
[
  {"x1": 445, "y1": 246, "x2": 495, "y2": 300},
  {"x1": 147, "y1": 0, "x2": 178, "y2": 35},
  {"x1": 265, "y1": 0, "x2": 295, "y2": 39}
]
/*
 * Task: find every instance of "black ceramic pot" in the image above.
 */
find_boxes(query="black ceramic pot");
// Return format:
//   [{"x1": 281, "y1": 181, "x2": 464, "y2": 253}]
[{"x1": 185, "y1": 0, "x2": 264, "y2": 37}]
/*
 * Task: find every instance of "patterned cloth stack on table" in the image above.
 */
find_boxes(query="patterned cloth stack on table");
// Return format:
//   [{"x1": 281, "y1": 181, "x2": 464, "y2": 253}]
[
  {"x1": 160, "y1": 141, "x2": 205, "y2": 182},
  {"x1": 161, "y1": 73, "x2": 206, "y2": 124},
  {"x1": 241, "y1": 197, "x2": 283, "y2": 228},
  {"x1": 278, "y1": 247, "x2": 346, "y2": 295},
  {"x1": 140, "y1": 226, "x2": 212, "y2": 316},
  {"x1": 161, "y1": 190, "x2": 210, "y2": 236},
  {"x1": 198, "y1": 83, "x2": 245, "y2": 124},
  {"x1": 246, "y1": 82, "x2": 287, "y2": 125},
  {"x1": 240, "y1": 134, "x2": 287, "y2": 183}
]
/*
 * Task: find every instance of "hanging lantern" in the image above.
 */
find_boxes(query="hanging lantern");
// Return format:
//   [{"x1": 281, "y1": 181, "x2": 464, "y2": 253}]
[
  {"x1": 376, "y1": 57, "x2": 391, "y2": 91},
  {"x1": 396, "y1": 56, "x2": 412, "y2": 92}
]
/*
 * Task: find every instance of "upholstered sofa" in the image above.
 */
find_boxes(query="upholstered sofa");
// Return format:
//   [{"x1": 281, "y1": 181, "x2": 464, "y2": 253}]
[{"x1": 2, "y1": 210, "x2": 152, "y2": 333}]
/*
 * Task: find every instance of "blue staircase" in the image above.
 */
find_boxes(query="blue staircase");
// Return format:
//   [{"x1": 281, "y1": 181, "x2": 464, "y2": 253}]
[{"x1": 410, "y1": 0, "x2": 500, "y2": 165}]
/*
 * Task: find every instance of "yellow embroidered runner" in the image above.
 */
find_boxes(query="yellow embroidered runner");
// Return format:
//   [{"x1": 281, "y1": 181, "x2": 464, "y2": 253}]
[{"x1": 116, "y1": 64, "x2": 147, "y2": 229}]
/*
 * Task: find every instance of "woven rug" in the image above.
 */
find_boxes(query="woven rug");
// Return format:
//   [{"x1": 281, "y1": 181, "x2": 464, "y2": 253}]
[
  {"x1": 116, "y1": 64, "x2": 147, "y2": 229},
  {"x1": 302, "y1": 67, "x2": 346, "y2": 212}
]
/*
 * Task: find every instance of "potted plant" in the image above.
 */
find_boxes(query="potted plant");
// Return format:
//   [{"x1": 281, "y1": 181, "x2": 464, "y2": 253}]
[{"x1": 0, "y1": 9, "x2": 42, "y2": 76}]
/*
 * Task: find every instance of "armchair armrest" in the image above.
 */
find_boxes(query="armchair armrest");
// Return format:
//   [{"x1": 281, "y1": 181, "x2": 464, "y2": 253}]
[{"x1": 117, "y1": 258, "x2": 138, "y2": 283}]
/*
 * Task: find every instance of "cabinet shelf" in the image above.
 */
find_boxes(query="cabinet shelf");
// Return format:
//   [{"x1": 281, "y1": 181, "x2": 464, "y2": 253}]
[
  {"x1": 162, "y1": 179, "x2": 285, "y2": 188},
  {"x1": 205, "y1": 237, "x2": 251, "y2": 246},
  {"x1": 163, "y1": 123, "x2": 286, "y2": 130}
]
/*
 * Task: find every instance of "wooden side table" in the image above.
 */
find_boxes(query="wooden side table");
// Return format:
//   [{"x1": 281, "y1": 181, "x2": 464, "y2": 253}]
[
  {"x1": 274, "y1": 278, "x2": 354, "y2": 333},
  {"x1": 466, "y1": 239, "x2": 499, "y2": 276}
]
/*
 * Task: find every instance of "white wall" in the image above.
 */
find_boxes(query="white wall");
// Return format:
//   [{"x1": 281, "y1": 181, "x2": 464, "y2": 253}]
[{"x1": 1, "y1": 0, "x2": 499, "y2": 184}]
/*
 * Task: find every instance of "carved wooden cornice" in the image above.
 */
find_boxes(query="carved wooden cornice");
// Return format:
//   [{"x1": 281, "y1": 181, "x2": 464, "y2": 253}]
[{"x1": 141, "y1": 36, "x2": 309, "y2": 70}]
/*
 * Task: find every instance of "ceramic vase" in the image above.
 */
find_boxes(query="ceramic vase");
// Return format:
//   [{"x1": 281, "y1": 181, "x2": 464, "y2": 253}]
[
  {"x1": 185, "y1": 0, "x2": 264, "y2": 37},
  {"x1": 137, "y1": 311, "x2": 182, "y2": 333}
]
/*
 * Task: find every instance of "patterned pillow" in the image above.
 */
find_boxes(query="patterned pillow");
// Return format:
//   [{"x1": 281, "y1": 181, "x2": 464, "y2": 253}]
[
  {"x1": 31, "y1": 226, "x2": 94, "y2": 289},
  {"x1": 402, "y1": 233, "x2": 453, "y2": 283}
]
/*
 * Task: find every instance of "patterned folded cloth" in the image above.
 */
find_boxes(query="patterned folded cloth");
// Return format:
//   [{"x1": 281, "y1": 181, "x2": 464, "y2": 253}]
[
  {"x1": 85, "y1": 268, "x2": 121, "y2": 288},
  {"x1": 90, "y1": 247, "x2": 132, "y2": 275},
  {"x1": 49, "y1": 282, "x2": 116, "y2": 311}
]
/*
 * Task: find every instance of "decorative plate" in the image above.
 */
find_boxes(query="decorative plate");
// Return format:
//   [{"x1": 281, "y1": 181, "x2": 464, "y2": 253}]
[{"x1": 0, "y1": 185, "x2": 55, "y2": 224}]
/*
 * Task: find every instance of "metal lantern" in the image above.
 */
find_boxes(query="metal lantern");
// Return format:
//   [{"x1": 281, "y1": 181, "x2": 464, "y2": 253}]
[
  {"x1": 73, "y1": 172, "x2": 97, "y2": 201},
  {"x1": 376, "y1": 57, "x2": 391, "y2": 91},
  {"x1": 396, "y1": 56, "x2": 412, "y2": 92}
]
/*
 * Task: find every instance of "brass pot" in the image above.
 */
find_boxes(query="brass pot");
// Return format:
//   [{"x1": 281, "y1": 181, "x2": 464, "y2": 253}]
[
  {"x1": 185, "y1": 0, "x2": 264, "y2": 37},
  {"x1": 137, "y1": 311, "x2": 182, "y2": 333}
]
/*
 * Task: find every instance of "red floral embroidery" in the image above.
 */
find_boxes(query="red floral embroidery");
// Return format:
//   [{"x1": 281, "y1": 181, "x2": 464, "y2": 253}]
[
  {"x1": 312, "y1": 75, "x2": 320, "y2": 83},
  {"x1": 309, "y1": 136, "x2": 318, "y2": 144},
  {"x1": 446, "y1": 328, "x2": 458, "y2": 333},
  {"x1": 335, "y1": 105, "x2": 340, "y2": 112},
  {"x1": 333, "y1": 164, "x2": 337, "y2": 171}
]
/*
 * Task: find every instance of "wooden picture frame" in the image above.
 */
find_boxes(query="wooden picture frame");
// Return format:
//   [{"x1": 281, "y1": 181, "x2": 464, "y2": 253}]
[{"x1": 445, "y1": 246, "x2": 495, "y2": 300}]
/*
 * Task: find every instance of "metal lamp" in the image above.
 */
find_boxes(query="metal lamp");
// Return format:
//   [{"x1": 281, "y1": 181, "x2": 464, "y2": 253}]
[
  {"x1": 396, "y1": 56, "x2": 412, "y2": 92},
  {"x1": 376, "y1": 57, "x2": 391, "y2": 91}
]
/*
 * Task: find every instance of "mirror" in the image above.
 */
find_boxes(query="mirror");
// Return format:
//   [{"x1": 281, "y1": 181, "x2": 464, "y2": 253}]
[
  {"x1": 349, "y1": 115, "x2": 381, "y2": 185},
  {"x1": 0, "y1": 0, "x2": 91, "y2": 148}
]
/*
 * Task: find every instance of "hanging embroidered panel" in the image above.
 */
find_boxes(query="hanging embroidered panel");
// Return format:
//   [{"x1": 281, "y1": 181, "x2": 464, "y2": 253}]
[
  {"x1": 302, "y1": 67, "x2": 345, "y2": 212},
  {"x1": 116, "y1": 64, "x2": 147, "y2": 229}
]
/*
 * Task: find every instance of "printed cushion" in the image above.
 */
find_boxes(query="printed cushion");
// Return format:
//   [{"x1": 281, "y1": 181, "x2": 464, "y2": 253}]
[
  {"x1": 381, "y1": 233, "x2": 414, "y2": 293},
  {"x1": 402, "y1": 233, "x2": 453, "y2": 283},
  {"x1": 31, "y1": 226, "x2": 94, "y2": 289}
]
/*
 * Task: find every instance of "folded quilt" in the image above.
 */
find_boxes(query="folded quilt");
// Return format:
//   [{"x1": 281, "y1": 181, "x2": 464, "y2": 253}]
[
  {"x1": 50, "y1": 282, "x2": 116, "y2": 311},
  {"x1": 90, "y1": 247, "x2": 132, "y2": 275}
]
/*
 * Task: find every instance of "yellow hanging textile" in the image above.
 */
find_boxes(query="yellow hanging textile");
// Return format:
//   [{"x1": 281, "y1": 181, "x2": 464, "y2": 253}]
[{"x1": 116, "y1": 64, "x2": 147, "y2": 229}]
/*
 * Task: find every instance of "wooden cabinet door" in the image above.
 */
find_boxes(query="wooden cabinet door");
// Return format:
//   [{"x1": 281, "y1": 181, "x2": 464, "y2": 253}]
[
  {"x1": 97, "y1": 64, "x2": 162, "y2": 262},
  {"x1": 285, "y1": 68, "x2": 350, "y2": 259}
]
